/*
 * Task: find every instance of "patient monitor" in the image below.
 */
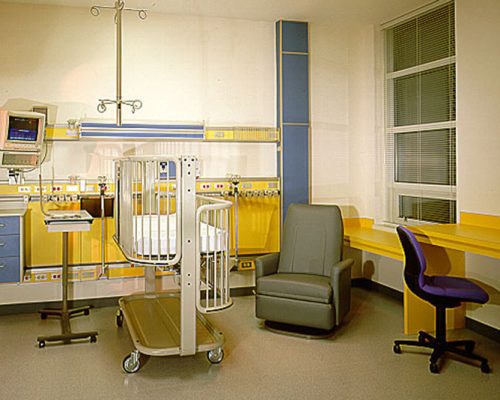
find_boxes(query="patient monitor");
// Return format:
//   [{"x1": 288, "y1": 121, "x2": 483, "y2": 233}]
[{"x1": 0, "y1": 109, "x2": 46, "y2": 183}]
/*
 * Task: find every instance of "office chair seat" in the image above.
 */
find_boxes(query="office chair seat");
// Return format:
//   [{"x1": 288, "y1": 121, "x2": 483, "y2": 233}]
[
  {"x1": 422, "y1": 275, "x2": 489, "y2": 304},
  {"x1": 394, "y1": 226, "x2": 491, "y2": 374}
]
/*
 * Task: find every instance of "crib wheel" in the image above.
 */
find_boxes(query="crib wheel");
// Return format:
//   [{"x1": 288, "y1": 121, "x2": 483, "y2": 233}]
[{"x1": 207, "y1": 347, "x2": 224, "y2": 364}]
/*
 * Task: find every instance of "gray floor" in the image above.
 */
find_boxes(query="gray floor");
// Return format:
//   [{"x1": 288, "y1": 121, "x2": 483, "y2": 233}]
[{"x1": 0, "y1": 287, "x2": 498, "y2": 400}]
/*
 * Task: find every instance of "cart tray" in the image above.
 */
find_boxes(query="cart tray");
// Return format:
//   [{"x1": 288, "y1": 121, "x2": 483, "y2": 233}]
[{"x1": 119, "y1": 292, "x2": 224, "y2": 356}]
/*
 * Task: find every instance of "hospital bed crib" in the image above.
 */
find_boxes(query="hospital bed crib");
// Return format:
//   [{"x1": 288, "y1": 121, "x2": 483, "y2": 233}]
[{"x1": 114, "y1": 156, "x2": 232, "y2": 373}]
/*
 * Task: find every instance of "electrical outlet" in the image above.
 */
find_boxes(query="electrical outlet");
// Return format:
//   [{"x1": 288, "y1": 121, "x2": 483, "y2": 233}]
[
  {"x1": 18, "y1": 186, "x2": 31, "y2": 193},
  {"x1": 35, "y1": 186, "x2": 47, "y2": 193},
  {"x1": 201, "y1": 183, "x2": 211, "y2": 190}
]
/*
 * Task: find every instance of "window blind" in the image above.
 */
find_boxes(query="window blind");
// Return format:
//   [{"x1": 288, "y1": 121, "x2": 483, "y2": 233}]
[{"x1": 385, "y1": 2, "x2": 456, "y2": 224}]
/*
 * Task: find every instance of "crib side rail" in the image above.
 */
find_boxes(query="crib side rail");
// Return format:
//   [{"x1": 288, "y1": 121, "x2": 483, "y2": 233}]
[
  {"x1": 113, "y1": 157, "x2": 182, "y2": 267},
  {"x1": 195, "y1": 195, "x2": 233, "y2": 313}
]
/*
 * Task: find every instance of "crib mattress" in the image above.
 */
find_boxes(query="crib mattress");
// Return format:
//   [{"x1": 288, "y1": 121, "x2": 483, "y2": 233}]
[{"x1": 133, "y1": 214, "x2": 226, "y2": 256}]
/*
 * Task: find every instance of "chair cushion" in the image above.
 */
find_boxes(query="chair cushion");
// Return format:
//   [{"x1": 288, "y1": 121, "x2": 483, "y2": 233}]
[
  {"x1": 423, "y1": 276, "x2": 489, "y2": 304},
  {"x1": 256, "y1": 273, "x2": 332, "y2": 304}
]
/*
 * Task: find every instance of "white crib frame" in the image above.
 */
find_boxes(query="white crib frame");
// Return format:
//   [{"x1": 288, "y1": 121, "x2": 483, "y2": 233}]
[{"x1": 114, "y1": 155, "x2": 232, "y2": 372}]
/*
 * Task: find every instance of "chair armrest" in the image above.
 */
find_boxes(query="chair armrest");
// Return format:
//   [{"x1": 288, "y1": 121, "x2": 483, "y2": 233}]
[
  {"x1": 330, "y1": 258, "x2": 354, "y2": 325},
  {"x1": 255, "y1": 253, "x2": 280, "y2": 279}
]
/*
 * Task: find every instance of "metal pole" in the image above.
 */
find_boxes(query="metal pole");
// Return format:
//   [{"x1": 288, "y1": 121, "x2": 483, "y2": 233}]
[
  {"x1": 116, "y1": 0, "x2": 123, "y2": 126},
  {"x1": 62, "y1": 232, "x2": 69, "y2": 314},
  {"x1": 234, "y1": 187, "x2": 239, "y2": 268}
]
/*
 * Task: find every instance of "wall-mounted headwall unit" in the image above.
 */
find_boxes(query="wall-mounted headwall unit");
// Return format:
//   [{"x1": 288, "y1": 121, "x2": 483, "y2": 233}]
[
  {"x1": 276, "y1": 20, "x2": 310, "y2": 221},
  {"x1": 80, "y1": 122, "x2": 205, "y2": 140}
]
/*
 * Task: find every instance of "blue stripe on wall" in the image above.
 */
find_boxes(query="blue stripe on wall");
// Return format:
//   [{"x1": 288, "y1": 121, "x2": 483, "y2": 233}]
[
  {"x1": 81, "y1": 122, "x2": 204, "y2": 131},
  {"x1": 80, "y1": 131, "x2": 204, "y2": 139}
]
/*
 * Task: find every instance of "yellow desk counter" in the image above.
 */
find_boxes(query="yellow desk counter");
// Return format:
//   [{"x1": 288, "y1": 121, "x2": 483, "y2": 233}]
[{"x1": 343, "y1": 213, "x2": 500, "y2": 335}]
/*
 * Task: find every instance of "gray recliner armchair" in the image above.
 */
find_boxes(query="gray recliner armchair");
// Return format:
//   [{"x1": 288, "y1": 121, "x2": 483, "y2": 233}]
[{"x1": 255, "y1": 203, "x2": 353, "y2": 332}]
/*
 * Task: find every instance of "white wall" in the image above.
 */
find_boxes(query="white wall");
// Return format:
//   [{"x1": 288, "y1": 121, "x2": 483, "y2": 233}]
[
  {"x1": 25, "y1": 140, "x2": 276, "y2": 182},
  {"x1": 310, "y1": 22, "x2": 379, "y2": 218},
  {"x1": 456, "y1": 0, "x2": 500, "y2": 329},
  {"x1": 0, "y1": 2, "x2": 277, "y2": 180}
]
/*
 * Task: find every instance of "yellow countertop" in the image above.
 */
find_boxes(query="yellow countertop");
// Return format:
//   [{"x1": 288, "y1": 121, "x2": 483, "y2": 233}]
[
  {"x1": 410, "y1": 223, "x2": 500, "y2": 260},
  {"x1": 343, "y1": 212, "x2": 500, "y2": 261},
  {"x1": 343, "y1": 219, "x2": 403, "y2": 260}
]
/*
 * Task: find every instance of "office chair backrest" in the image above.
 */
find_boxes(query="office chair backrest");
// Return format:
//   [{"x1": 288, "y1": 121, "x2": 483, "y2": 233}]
[
  {"x1": 396, "y1": 226, "x2": 427, "y2": 295},
  {"x1": 278, "y1": 203, "x2": 344, "y2": 276}
]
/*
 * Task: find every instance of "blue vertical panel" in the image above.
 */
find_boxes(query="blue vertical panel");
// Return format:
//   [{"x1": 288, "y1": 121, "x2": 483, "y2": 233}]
[
  {"x1": 276, "y1": 21, "x2": 281, "y2": 127},
  {"x1": 277, "y1": 20, "x2": 309, "y2": 222},
  {"x1": 282, "y1": 54, "x2": 309, "y2": 124},
  {"x1": 282, "y1": 125, "x2": 309, "y2": 215},
  {"x1": 282, "y1": 21, "x2": 308, "y2": 53}
]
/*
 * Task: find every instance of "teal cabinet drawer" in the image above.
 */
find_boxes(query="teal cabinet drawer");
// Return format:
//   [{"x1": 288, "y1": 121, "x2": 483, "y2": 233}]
[
  {"x1": 0, "y1": 217, "x2": 20, "y2": 236},
  {"x1": 0, "y1": 256, "x2": 20, "y2": 283},
  {"x1": 0, "y1": 235, "x2": 20, "y2": 257}
]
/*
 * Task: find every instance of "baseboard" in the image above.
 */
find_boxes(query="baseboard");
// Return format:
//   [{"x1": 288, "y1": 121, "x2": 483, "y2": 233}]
[
  {"x1": 353, "y1": 278, "x2": 500, "y2": 343},
  {"x1": 466, "y1": 317, "x2": 500, "y2": 343},
  {"x1": 351, "y1": 278, "x2": 403, "y2": 302}
]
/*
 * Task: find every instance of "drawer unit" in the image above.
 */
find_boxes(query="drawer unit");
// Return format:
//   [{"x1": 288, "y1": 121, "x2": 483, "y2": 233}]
[
  {"x1": 0, "y1": 215, "x2": 23, "y2": 283},
  {"x1": 0, "y1": 216, "x2": 20, "y2": 236},
  {"x1": 0, "y1": 234, "x2": 20, "y2": 258},
  {"x1": 0, "y1": 256, "x2": 21, "y2": 283}
]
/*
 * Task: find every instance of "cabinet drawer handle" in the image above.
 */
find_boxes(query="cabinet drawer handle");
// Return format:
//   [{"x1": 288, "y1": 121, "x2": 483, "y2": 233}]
[
  {"x1": 0, "y1": 223, "x2": 5, "y2": 228},
  {"x1": 0, "y1": 243, "x2": 4, "y2": 247},
  {"x1": 0, "y1": 264, "x2": 4, "y2": 269}
]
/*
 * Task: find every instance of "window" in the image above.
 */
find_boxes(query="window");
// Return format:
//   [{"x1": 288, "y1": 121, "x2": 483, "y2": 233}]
[{"x1": 384, "y1": 1, "x2": 456, "y2": 224}]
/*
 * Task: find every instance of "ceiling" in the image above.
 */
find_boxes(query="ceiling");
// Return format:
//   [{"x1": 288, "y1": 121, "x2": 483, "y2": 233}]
[{"x1": 0, "y1": 0, "x2": 432, "y2": 24}]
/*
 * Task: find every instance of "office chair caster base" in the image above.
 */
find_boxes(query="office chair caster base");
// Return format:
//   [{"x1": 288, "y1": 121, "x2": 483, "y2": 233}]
[
  {"x1": 430, "y1": 362, "x2": 439, "y2": 374},
  {"x1": 481, "y1": 362, "x2": 491, "y2": 373}
]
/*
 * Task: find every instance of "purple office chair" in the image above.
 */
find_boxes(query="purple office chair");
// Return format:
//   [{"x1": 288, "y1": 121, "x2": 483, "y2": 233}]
[{"x1": 393, "y1": 226, "x2": 491, "y2": 374}]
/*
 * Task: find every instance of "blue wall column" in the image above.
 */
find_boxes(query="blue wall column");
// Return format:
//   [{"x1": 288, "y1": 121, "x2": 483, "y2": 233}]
[{"x1": 276, "y1": 20, "x2": 310, "y2": 222}]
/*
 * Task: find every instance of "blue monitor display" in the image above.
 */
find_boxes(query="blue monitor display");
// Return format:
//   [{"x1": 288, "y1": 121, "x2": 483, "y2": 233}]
[{"x1": 7, "y1": 116, "x2": 39, "y2": 142}]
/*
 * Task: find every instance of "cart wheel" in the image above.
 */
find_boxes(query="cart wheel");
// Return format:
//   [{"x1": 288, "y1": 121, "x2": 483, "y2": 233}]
[
  {"x1": 90, "y1": 335, "x2": 97, "y2": 343},
  {"x1": 207, "y1": 348, "x2": 224, "y2": 364},
  {"x1": 122, "y1": 351, "x2": 141, "y2": 374},
  {"x1": 38, "y1": 340, "x2": 46, "y2": 348},
  {"x1": 116, "y1": 310, "x2": 124, "y2": 327},
  {"x1": 40, "y1": 313, "x2": 47, "y2": 320},
  {"x1": 393, "y1": 344, "x2": 401, "y2": 354},
  {"x1": 84, "y1": 309, "x2": 90, "y2": 316}
]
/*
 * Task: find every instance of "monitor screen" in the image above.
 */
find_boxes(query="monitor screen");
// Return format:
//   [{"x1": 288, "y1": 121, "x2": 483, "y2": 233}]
[{"x1": 7, "y1": 115, "x2": 39, "y2": 142}]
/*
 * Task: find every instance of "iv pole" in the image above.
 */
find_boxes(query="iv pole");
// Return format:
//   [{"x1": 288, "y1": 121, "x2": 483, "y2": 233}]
[{"x1": 91, "y1": 1, "x2": 146, "y2": 126}]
